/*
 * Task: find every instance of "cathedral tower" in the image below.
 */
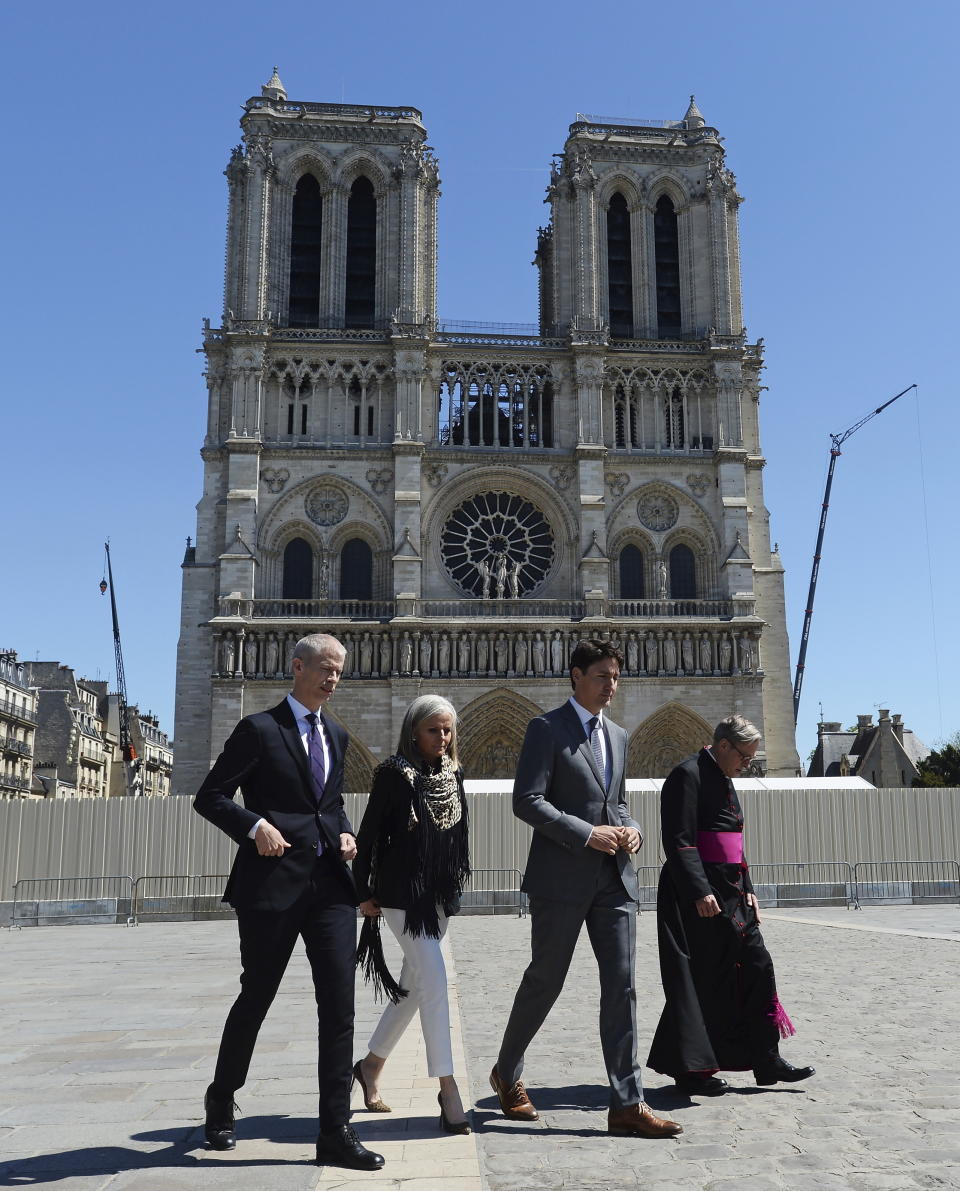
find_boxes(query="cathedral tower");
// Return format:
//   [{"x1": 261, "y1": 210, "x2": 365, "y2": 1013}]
[{"x1": 174, "y1": 79, "x2": 799, "y2": 796}]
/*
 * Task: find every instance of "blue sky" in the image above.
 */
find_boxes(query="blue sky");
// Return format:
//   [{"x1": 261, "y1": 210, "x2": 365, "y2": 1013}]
[{"x1": 3, "y1": 0, "x2": 956, "y2": 765}]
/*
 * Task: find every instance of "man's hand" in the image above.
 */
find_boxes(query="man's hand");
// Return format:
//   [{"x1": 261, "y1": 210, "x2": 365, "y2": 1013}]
[
  {"x1": 618, "y1": 827, "x2": 642, "y2": 854},
  {"x1": 254, "y1": 821, "x2": 291, "y2": 857},
  {"x1": 695, "y1": 893, "x2": 722, "y2": 918},
  {"x1": 588, "y1": 825, "x2": 623, "y2": 854},
  {"x1": 339, "y1": 833, "x2": 358, "y2": 862},
  {"x1": 746, "y1": 891, "x2": 761, "y2": 923},
  {"x1": 359, "y1": 898, "x2": 381, "y2": 917}
]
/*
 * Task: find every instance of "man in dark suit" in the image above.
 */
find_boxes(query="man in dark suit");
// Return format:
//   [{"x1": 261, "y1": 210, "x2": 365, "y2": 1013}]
[
  {"x1": 490, "y1": 639, "x2": 682, "y2": 1139},
  {"x1": 194, "y1": 632, "x2": 383, "y2": 1171}
]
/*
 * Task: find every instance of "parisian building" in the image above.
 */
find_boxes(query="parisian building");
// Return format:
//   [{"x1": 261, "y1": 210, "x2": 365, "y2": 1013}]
[
  {"x1": 0, "y1": 650, "x2": 38, "y2": 799},
  {"x1": 173, "y1": 72, "x2": 800, "y2": 795}
]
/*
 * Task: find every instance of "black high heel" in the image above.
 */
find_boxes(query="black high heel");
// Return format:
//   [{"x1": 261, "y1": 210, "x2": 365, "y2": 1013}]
[{"x1": 438, "y1": 1091, "x2": 471, "y2": 1135}]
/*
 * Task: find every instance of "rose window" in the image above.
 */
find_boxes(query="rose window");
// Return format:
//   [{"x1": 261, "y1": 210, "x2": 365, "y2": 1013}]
[{"x1": 440, "y1": 492, "x2": 554, "y2": 598}]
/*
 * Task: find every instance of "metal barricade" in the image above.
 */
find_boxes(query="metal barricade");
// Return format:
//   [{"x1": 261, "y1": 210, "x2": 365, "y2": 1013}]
[
  {"x1": 132, "y1": 875, "x2": 232, "y2": 924},
  {"x1": 749, "y1": 861, "x2": 857, "y2": 910},
  {"x1": 11, "y1": 875, "x2": 136, "y2": 928},
  {"x1": 634, "y1": 865, "x2": 660, "y2": 912},
  {"x1": 853, "y1": 860, "x2": 960, "y2": 906},
  {"x1": 460, "y1": 868, "x2": 525, "y2": 917}
]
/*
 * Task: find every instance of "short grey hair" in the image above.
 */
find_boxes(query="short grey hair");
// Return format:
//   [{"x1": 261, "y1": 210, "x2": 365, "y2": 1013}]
[
  {"x1": 293, "y1": 633, "x2": 345, "y2": 662},
  {"x1": 397, "y1": 695, "x2": 459, "y2": 767},
  {"x1": 713, "y1": 714, "x2": 762, "y2": 748}
]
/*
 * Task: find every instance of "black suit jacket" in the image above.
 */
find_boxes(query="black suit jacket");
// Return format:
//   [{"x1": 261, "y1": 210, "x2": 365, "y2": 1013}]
[{"x1": 194, "y1": 699, "x2": 356, "y2": 911}]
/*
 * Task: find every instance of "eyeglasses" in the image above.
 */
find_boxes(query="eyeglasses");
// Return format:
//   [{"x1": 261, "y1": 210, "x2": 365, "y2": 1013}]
[{"x1": 727, "y1": 741, "x2": 755, "y2": 767}]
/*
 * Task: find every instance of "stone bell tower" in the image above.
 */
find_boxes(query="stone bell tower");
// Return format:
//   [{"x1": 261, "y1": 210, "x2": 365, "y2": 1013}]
[{"x1": 174, "y1": 80, "x2": 799, "y2": 797}]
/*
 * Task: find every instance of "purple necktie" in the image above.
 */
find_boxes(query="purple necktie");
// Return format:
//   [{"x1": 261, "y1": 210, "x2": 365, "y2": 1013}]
[{"x1": 305, "y1": 713, "x2": 326, "y2": 855}]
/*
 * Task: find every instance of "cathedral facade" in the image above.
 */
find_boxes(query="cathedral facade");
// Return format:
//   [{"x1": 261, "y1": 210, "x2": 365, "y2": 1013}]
[{"x1": 173, "y1": 72, "x2": 800, "y2": 795}]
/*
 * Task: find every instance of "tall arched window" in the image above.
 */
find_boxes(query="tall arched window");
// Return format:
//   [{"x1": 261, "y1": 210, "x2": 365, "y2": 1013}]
[
  {"x1": 282, "y1": 538, "x2": 313, "y2": 599},
  {"x1": 288, "y1": 175, "x2": 323, "y2": 327},
  {"x1": 654, "y1": 194, "x2": 681, "y2": 338},
  {"x1": 607, "y1": 192, "x2": 633, "y2": 338},
  {"x1": 340, "y1": 538, "x2": 373, "y2": 600},
  {"x1": 345, "y1": 176, "x2": 377, "y2": 328},
  {"x1": 665, "y1": 388, "x2": 684, "y2": 448},
  {"x1": 669, "y1": 544, "x2": 696, "y2": 599},
  {"x1": 619, "y1": 545, "x2": 645, "y2": 599}
]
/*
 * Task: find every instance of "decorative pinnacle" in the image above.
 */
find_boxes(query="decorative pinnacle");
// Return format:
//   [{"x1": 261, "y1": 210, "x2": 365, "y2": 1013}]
[
  {"x1": 262, "y1": 66, "x2": 287, "y2": 101},
  {"x1": 683, "y1": 94, "x2": 705, "y2": 128}
]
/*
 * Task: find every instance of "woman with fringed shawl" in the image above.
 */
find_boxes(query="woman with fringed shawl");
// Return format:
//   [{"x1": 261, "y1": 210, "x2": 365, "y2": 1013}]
[{"x1": 352, "y1": 695, "x2": 472, "y2": 1133}]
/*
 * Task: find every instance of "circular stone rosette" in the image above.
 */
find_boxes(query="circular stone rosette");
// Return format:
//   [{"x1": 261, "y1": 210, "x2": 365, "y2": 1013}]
[
  {"x1": 440, "y1": 491, "x2": 554, "y2": 597},
  {"x1": 305, "y1": 484, "x2": 348, "y2": 526},
  {"x1": 637, "y1": 491, "x2": 679, "y2": 532}
]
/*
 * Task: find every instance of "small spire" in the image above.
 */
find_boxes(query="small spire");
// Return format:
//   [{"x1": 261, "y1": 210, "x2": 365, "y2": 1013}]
[
  {"x1": 262, "y1": 66, "x2": 287, "y2": 101},
  {"x1": 683, "y1": 94, "x2": 705, "y2": 128}
]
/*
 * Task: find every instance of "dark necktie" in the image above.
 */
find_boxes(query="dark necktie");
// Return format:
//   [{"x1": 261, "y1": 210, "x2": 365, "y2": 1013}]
[
  {"x1": 304, "y1": 712, "x2": 327, "y2": 798},
  {"x1": 587, "y1": 715, "x2": 606, "y2": 789}
]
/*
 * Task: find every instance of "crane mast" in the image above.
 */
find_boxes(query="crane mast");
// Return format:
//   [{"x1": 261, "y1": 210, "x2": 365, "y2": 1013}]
[
  {"x1": 102, "y1": 542, "x2": 142, "y2": 795},
  {"x1": 792, "y1": 384, "x2": 916, "y2": 724}
]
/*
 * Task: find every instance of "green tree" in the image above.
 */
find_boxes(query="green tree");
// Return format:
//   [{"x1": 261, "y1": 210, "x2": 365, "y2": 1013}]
[{"x1": 914, "y1": 732, "x2": 960, "y2": 787}]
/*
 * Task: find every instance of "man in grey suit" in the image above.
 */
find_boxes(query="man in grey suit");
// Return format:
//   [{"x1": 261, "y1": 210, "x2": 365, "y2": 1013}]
[{"x1": 490, "y1": 639, "x2": 683, "y2": 1139}]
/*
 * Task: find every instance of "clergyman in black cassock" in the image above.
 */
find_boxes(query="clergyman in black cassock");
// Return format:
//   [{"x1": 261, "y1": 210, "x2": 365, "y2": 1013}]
[{"x1": 647, "y1": 715, "x2": 815, "y2": 1094}]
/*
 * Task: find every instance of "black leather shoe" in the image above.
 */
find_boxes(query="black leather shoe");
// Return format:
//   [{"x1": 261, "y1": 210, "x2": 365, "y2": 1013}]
[
  {"x1": 754, "y1": 1058, "x2": 816, "y2": 1086},
  {"x1": 315, "y1": 1125, "x2": 385, "y2": 1170},
  {"x1": 203, "y1": 1085, "x2": 237, "y2": 1150},
  {"x1": 675, "y1": 1074, "x2": 729, "y2": 1096}
]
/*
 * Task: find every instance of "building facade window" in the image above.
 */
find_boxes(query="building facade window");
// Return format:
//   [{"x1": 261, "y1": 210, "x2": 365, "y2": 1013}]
[
  {"x1": 288, "y1": 174, "x2": 323, "y2": 327},
  {"x1": 345, "y1": 176, "x2": 377, "y2": 328},
  {"x1": 282, "y1": 538, "x2": 313, "y2": 599},
  {"x1": 607, "y1": 192, "x2": 633, "y2": 338},
  {"x1": 619, "y1": 545, "x2": 645, "y2": 598},
  {"x1": 340, "y1": 538, "x2": 373, "y2": 600},
  {"x1": 669, "y1": 543, "x2": 696, "y2": 599},
  {"x1": 654, "y1": 194, "x2": 681, "y2": 338}
]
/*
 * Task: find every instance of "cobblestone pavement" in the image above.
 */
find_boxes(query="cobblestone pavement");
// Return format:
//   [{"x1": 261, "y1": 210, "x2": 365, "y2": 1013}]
[
  {"x1": 0, "y1": 919, "x2": 481, "y2": 1190},
  {"x1": 451, "y1": 905, "x2": 960, "y2": 1191}
]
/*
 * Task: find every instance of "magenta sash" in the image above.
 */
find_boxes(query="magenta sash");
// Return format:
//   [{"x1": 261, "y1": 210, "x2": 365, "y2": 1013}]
[{"x1": 696, "y1": 831, "x2": 743, "y2": 863}]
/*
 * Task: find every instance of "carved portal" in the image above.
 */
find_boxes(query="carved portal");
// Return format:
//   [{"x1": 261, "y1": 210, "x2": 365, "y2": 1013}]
[{"x1": 628, "y1": 703, "x2": 713, "y2": 779}]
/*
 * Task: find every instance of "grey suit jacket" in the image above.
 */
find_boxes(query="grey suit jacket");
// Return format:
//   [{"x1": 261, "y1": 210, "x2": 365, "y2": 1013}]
[{"x1": 513, "y1": 701, "x2": 641, "y2": 904}]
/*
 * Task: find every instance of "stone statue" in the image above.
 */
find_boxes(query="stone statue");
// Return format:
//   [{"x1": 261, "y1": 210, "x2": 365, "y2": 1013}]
[
  {"x1": 359, "y1": 633, "x2": 373, "y2": 675},
  {"x1": 318, "y1": 556, "x2": 329, "y2": 598},
  {"x1": 476, "y1": 633, "x2": 489, "y2": 673},
  {"x1": 719, "y1": 635, "x2": 732, "y2": 673},
  {"x1": 515, "y1": 635, "x2": 528, "y2": 674},
  {"x1": 550, "y1": 630, "x2": 564, "y2": 675},
  {"x1": 532, "y1": 632, "x2": 546, "y2": 675},
  {"x1": 740, "y1": 634, "x2": 755, "y2": 672},
  {"x1": 644, "y1": 633, "x2": 658, "y2": 674},
  {"x1": 284, "y1": 633, "x2": 295, "y2": 674},
  {"x1": 662, "y1": 633, "x2": 677, "y2": 673},
  {"x1": 626, "y1": 633, "x2": 639, "y2": 674},
  {"x1": 507, "y1": 559, "x2": 520, "y2": 599},
  {"x1": 438, "y1": 632, "x2": 450, "y2": 674},
  {"x1": 458, "y1": 633, "x2": 471, "y2": 673},
  {"x1": 380, "y1": 634, "x2": 392, "y2": 675},
  {"x1": 243, "y1": 634, "x2": 258, "y2": 676},
  {"x1": 495, "y1": 632, "x2": 509, "y2": 673},
  {"x1": 475, "y1": 556, "x2": 491, "y2": 599},
  {"x1": 493, "y1": 553, "x2": 508, "y2": 599},
  {"x1": 681, "y1": 633, "x2": 695, "y2": 674},
  {"x1": 699, "y1": 633, "x2": 712, "y2": 673},
  {"x1": 400, "y1": 632, "x2": 413, "y2": 675},
  {"x1": 265, "y1": 632, "x2": 279, "y2": 676},
  {"x1": 222, "y1": 632, "x2": 236, "y2": 675},
  {"x1": 658, "y1": 559, "x2": 668, "y2": 599},
  {"x1": 419, "y1": 634, "x2": 432, "y2": 675}
]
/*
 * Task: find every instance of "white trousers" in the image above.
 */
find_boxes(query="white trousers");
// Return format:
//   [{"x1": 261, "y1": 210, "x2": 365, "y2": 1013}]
[{"x1": 367, "y1": 906, "x2": 453, "y2": 1078}]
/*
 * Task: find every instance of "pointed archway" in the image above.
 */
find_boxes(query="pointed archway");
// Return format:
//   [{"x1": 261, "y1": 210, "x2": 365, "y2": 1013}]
[
  {"x1": 327, "y1": 714, "x2": 377, "y2": 794},
  {"x1": 458, "y1": 689, "x2": 544, "y2": 779},
  {"x1": 629, "y1": 702, "x2": 713, "y2": 778}
]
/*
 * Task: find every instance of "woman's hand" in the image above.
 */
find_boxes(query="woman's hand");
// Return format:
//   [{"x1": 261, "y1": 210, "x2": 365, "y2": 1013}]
[{"x1": 359, "y1": 898, "x2": 382, "y2": 917}]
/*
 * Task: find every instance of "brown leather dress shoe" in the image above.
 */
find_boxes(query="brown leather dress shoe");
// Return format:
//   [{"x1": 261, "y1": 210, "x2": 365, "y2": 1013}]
[
  {"x1": 489, "y1": 1065, "x2": 539, "y2": 1121},
  {"x1": 608, "y1": 1102, "x2": 683, "y2": 1138}
]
